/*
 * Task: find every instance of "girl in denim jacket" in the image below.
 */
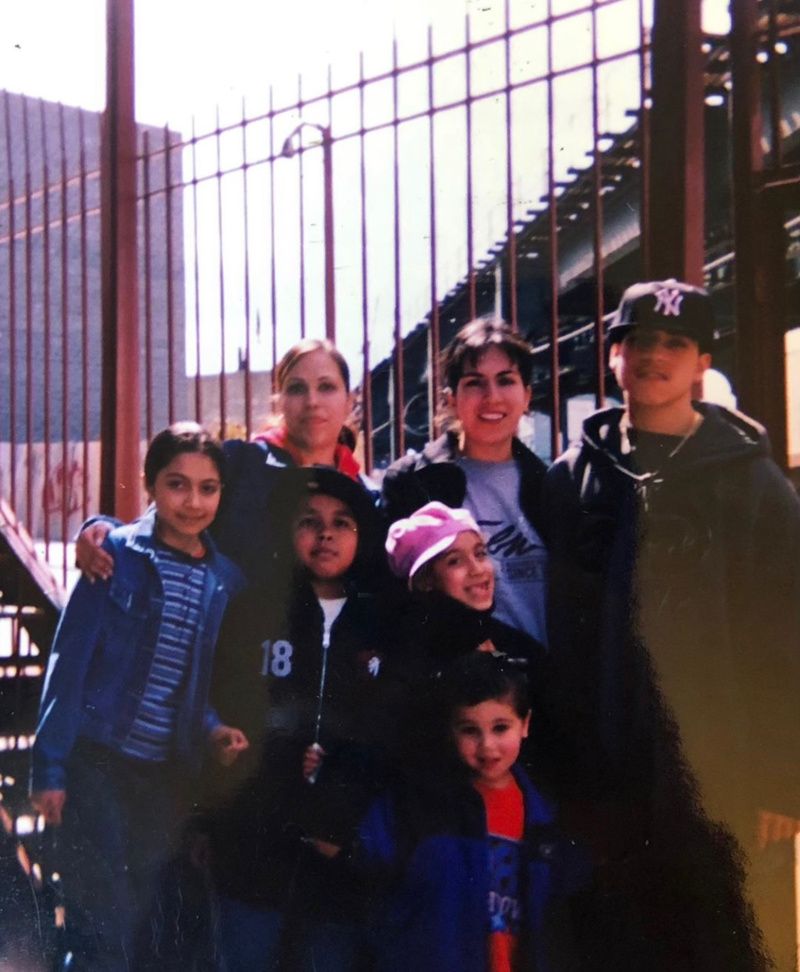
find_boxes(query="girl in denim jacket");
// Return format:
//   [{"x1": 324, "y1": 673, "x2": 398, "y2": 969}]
[{"x1": 31, "y1": 422, "x2": 248, "y2": 971}]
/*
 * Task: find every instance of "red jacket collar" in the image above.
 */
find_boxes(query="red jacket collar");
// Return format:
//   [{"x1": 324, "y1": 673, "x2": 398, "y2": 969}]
[{"x1": 252, "y1": 426, "x2": 362, "y2": 481}]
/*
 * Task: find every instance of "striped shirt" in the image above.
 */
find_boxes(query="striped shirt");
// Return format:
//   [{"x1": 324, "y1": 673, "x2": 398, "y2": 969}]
[{"x1": 119, "y1": 543, "x2": 208, "y2": 761}]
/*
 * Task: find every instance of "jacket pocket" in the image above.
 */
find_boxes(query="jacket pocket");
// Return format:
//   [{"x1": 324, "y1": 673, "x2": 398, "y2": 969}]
[{"x1": 108, "y1": 577, "x2": 152, "y2": 619}]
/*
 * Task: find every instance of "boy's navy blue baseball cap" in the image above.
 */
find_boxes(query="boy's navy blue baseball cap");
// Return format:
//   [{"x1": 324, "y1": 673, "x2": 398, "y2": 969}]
[
  {"x1": 272, "y1": 465, "x2": 377, "y2": 534},
  {"x1": 607, "y1": 279, "x2": 717, "y2": 353}
]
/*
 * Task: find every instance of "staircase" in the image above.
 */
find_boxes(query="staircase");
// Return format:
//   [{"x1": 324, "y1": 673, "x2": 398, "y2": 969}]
[{"x1": 0, "y1": 497, "x2": 64, "y2": 815}]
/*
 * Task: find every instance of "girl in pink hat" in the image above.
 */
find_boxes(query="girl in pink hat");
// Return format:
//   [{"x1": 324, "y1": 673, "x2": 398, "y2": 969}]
[{"x1": 385, "y1": 500, "x2": 545, "y2": 672}]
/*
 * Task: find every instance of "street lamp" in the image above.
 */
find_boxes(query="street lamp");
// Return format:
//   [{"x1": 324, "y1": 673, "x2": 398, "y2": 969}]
[{"x1": 281, "y1": 121, "x2": 336, "y2": 343}]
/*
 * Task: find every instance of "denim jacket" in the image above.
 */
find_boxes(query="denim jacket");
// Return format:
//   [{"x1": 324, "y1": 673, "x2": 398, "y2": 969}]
[
  {"x1": 32, "y1": 510, "x2": 244, "y2": 792},
  {"x1": 356, "y1": 764, "x2": 585, "y2": 971}
]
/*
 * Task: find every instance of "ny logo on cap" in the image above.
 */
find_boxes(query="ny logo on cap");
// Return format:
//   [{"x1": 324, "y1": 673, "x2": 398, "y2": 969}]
[{"x1": 653, "y1": 287, "x2": 684, "y2": 317}]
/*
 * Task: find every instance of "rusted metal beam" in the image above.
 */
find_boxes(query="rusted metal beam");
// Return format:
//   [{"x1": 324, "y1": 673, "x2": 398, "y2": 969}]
[
  {"x1": 730, "y1": 0, "x2": 788, "y2": 466},
  {"x1": 100, "y1": 0, "x2": 141, "y2": 520},
  {"x1": 647, "y1": 0, "x2": 705, "y2": 283}
]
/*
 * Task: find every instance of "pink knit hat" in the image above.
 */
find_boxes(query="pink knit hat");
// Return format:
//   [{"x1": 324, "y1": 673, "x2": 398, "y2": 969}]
[{"x1": 385, "y1": 501, "x2": 482, "y2": 583}]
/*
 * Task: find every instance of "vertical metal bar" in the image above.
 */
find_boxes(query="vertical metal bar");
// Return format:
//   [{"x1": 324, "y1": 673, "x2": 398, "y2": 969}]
[
  {"x1": 142, "y1": 130, "x2": 154, "y2": 441},
  {"x1": 358, "y1": 53, "x2": 374, "y2": 471},
  {"x1": 765, "y1": 0, "x2": 783, "y2": 171},
  {"x1": 465, "y1": 13, "x2": 477, "y2": 321},
  {"x1": 638, "y1": 0, "x2": 651, "y2": 277},
  {"x1": 546, "y1": 3, "x2": 562, "y2": 459},
  {"x1": 58, "y1": 102, "x2": 69, "y2": 585},
  {"x1": 23, "y1": 96, "x2": 34, "y2": 531},
  {"x1": 730, "y1": 0, "x2": 787, "y2": 461},
  {"x1": 591, "y1": 4, "x2": 605, "y2": 407},
  {"x1": 215, "y1": 107, "x2": 228, "y2": 437},
  {"x1": 731, "y1": 0, "x2": 763, "y2": 366},
  {"x1": 268, "y1": 87, "x2": 278, "y2": 396},
  {"x1": 427, "y1": 25, "x2": 441, "y2": 439},
  {"x1": 298, "y1": 78, "x2": 307, "y2": 340},
  {"x1": 100, "y1": 0, "x2": 140, "y2": 521},
  {"x1": 324, "y1": 66, "x2": 336, "y2": 343},
  {"x1": 504, "y1": 0, "x2": 518, "y2": 332},
  {"x1": 39, "y1": 99, "x2": 53, "y2": 551},
  {"x1": 3, "y1": 92, "x2": 17, "y2": 515},
  {"x1": 391, "y1": 37, "x2": 405, "y2": 459},
  {"x1": 647, "y1": 0, "x2": 704, "y2": 282},
  {"x1": 79, "y1": 110, "x2": 90, "y2": 521},
  {"x1": 163, "y1": 124, "x2": 176, "y2": 423},
  {"x1": 240, "y1": 99, "x2": 253, "y2": 438},
  {"x1": 190, "y1": 118, "x2": 203, "y2": 421}
]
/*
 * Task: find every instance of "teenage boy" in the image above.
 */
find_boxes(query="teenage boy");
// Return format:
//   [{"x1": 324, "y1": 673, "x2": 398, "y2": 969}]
[{"x1": 544, "y1": 279, "x2": 800, "y2": 971}]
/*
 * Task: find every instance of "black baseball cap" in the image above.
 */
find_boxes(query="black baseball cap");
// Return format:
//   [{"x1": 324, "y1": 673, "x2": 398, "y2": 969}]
[
  {"x1": 270, "y1": 466, "x2": 378, "y2": 535},
  {"x1": 607, "y1": 279, "x2": 717, "y2": 353}
]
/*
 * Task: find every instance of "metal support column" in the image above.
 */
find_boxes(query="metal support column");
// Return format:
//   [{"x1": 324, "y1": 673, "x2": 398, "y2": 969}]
[
  {"x1": 730, "y1": 0, "x2": 788, "y2": 465},
  {"x1": 647, "y1": 0, "x2": 705, "y2": 284},
  {"x1": 321, "y1": 128, "x2": 336, "y2": 344},
  {"x1": 100, "y1": 0, "x2": 141, "y2": 519}
]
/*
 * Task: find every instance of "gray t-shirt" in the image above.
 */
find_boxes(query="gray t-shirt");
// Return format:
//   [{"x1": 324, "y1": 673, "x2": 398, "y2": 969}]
[{"x1": 458, "y1": 457, "x2": 548, "y2": 645}]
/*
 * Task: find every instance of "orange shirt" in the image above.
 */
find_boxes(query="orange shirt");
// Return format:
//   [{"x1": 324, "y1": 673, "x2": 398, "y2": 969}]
[{"x1": 474, "y1": 778, "x2": 525, "y2": 972}]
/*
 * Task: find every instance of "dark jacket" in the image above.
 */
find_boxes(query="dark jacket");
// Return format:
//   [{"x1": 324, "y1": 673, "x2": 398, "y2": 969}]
[
  {"x1": 384, "y1": 590, "x2": 552, "y2": 785},
  {"x1": 356, "y1": 763, "x2": 583, "y2": 972},
  {"x1": 390, "y1": 589, "x2": 546, "y2": 674},
  {"x1": 545, "y1": 402, "x2": 800, "y2": 821},
  {"x1": 32, "y1": 510, "x2": 244, "y2": 791},
  {"x1": 381, "y1": 431, "x2": 548, "y2": 539},
  {"x1": 543, "y1": 402, "x2": 800, "y2": 970},
  {"x1": 206, "y1": 580, "x2": 393, "y2": 916}
]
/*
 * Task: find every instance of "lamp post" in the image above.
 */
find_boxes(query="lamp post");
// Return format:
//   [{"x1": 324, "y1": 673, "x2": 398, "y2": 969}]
[{"x1": 281, "y1": 122, "x2": 336, "y2": 343}]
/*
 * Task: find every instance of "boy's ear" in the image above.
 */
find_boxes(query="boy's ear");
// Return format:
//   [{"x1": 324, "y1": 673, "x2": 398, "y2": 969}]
[
  {"x1": 608, "y1": 342, "x2": 622, "y2": 368},
  {"x1": 696, "y1": 351, "x2": 712, "y2": 378},
  {"x1": 522, "y1": 711, "x2": 531, "y2": 738}
]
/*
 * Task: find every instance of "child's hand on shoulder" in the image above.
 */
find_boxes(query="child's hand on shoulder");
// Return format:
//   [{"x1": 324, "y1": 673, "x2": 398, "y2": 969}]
[
  {"x1": 76, "y1": 522, "x2": 114, "y2": 582},
  {"x1": 209, "y1": 725, "x2": 250, "y2": 766},
  {"x1": 302, "y1": 742, "x2": 325, "y2": 781}
]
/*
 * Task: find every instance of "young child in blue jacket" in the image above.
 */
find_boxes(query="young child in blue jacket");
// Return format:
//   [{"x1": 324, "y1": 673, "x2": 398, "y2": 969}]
[
  {"x1": 30, "y1": 422, "x2": 248, "y2": 971},
  {"x1": 356, "y1": 652, "x2": 581, "y2": 972}
]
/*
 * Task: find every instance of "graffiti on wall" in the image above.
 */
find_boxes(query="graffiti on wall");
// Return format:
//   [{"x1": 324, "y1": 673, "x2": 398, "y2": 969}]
[{"x1": 0, "y1": 442, "x2": 101, "y2": 542}]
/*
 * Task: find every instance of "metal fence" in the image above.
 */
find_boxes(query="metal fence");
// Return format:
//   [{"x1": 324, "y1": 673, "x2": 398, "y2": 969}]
[
  {"x1": 2, "y1": 0, "x2": 800, "y2": 577},
  {"x1": 139, "y1": 0, "x2": 651, "y2": 470},
  {"x1": 1, "y1": 94, "x2": 103, "y2": 580},
  {"x1": 0, "y1": 91, "x2": 184, "y2": 580}
]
